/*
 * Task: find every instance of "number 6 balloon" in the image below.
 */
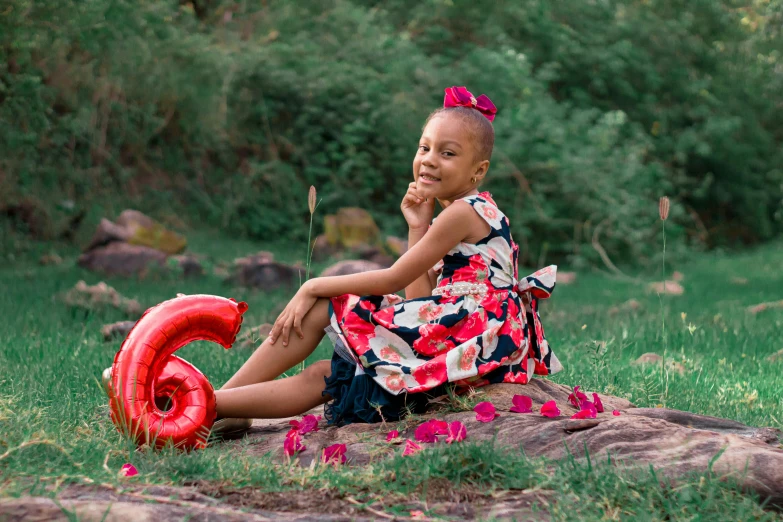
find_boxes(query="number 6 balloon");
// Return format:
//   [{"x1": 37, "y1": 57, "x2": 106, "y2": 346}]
[{"x1": 106, "y1": 295, "x2": 248, "y2": 450}]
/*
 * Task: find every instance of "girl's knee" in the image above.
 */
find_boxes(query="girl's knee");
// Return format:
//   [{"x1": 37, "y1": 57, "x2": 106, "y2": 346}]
[{"x1": 302, "y1": 359, "x2": 332, "y2": 380}]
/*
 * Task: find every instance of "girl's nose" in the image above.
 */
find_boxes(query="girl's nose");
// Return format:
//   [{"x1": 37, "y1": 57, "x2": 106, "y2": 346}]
[{"x1": 422, "y1": 152, "x2": 436, "y2": 168}]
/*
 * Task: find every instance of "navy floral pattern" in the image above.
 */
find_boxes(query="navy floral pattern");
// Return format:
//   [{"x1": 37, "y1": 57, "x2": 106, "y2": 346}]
[{"x1": 327, "y1": 191, "x2": 561, "y2": 396}]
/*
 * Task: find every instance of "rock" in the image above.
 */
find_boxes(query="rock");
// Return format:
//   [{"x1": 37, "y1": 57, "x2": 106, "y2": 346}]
[
  {"x1": 633, "y1": 353, "x2": 663, "y2": 365},
  {"x1": 78, "y1": 243, "x2": 168, "y2": 277},
  {"x1": 385, "y1": 236, "x2": 408, "y2": 257},
  {"x1": 240, "y1": 380, "x2": 783, "y2": 506},
  {"x1": 766, "y1": 349, "x2": 783, "y2": 362},
  {"x1": 311, "y1": 234, "x2": 341, "y2": 262},
  {"x1": 320, "y1": 260, "x2": 385, "y2": 278},
  {"x1": 227, "y1": 252, "x2": 302, "y2": 289},
  {"x1": 672, "y1": 271, "x2": 684, "y2": 281},
  {"x1": 351, "y1": 244, "x2": 395, "y2": 268},
  {"x1": 647, "y1": 281, "x2": 684, "y2": 295},
  {"x1": 84, "y1": 210, "x2": 186, "y2": 255},
  {"x1": 747, "y1": 300, "x2": 783, "y2": 314},
  {"x1": 608, "y1": 298, "x2": 642, "y2": 315},
  {"x1": 61, "y1": 281, "x2": 142, "y2": 316},
  {"x1": 557, "y1": 271, "x2": 577, "y2": 284},
  {"x1": 323, "y1": 208, "x2": 381, "y2": 249},
  {"x1": 237, "y1": 323, "x2": 274, "y2": 349},
  {"x1": 39, "y1": 253, "x2": 63, "y2": 266},
  {"x1": 101, "y1": 321, "x2": 137, "y2": 341},
  {"x1": 170, "y1": 254, "x2": 204, "y2": 278}
]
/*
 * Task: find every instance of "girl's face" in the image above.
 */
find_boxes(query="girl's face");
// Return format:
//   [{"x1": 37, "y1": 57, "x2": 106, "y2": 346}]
[{"x1": 412, "y1": 113, "x2": 489, "y2": 204}]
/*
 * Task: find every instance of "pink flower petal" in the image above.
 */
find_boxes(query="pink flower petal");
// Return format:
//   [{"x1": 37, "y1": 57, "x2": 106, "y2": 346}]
[
  {"x1": 445, "y1": 421, "x2": 467, "y2": 444},
  {"x1": 509, "y1": 395, "x2": 533, "y2": 413},
  {"x1": 299, "y1": 414, "x2": 322, "y2": 434},
  {"x1": 571, "y1": 400, "x2": 597, "y2": 419},
  {"x1": 474, "y1": 401, "x2": 499, "y2": 423},
  {"x1": 321, "y1": 443, "x2": 347, "y2": 465},
  {"x1": 431, "y1": 419, "x2": 449, "y2": 435},
  {"x1": 283, "y1": 428, "x2": 306, "y2": 456},
  {"x1": 612, "y1": 410, "x2": 621, "y2": 416},
  {"x1": 414, "y1": 421, "x2": 438, "y2": 443},
  {"x1": 119, "y1": 463, "x2": 138, "y2": 477},
  {"x1": 592, "y1": 393, "x2": 604, "y2": 413},
  {"x1": 567, "y1": 386, "x2": 589, "y2": 409},
  {"x1": 410, "y1": 510, "x2": 426, "y2": 520},
  {"x1": 386, "y1": 430, "x2": 400, "y2": 442},
  {"x1": 402, "y1": 439, "x2": 422, "y2": 456},
  {"x1": 540, "y1": 400, "x2": 561, "y2": 418}
]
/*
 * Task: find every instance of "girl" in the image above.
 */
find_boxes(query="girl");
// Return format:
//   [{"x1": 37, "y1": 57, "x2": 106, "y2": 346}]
[{"x1": 211, "y1": 86, "x2": 562, "y2": 438}]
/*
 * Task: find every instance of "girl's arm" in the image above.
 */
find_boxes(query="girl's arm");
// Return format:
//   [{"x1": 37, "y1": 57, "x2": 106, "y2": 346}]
[
  {"x1": 404, "y1": 226, "x2": 437, "y2": 299},
  {"x1": 308, "y1": 202, "x2": 476, "y2": 298}
]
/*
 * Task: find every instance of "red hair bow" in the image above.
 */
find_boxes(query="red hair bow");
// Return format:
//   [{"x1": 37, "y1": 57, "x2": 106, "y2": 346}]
[{"x1": 443, "y1": 86, "x2": 497, "y2": 122}]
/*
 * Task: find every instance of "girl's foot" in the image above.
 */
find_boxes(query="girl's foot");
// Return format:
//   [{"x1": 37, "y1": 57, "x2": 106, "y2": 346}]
[{"x1": 210, "y1": 417, "x2": 253, "y2": 441}]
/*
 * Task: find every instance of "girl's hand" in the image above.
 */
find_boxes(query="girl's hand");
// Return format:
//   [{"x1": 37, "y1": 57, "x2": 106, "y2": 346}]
[
  {"x1": 269, "y1": 282, "x2": 318, "y2": 347},
  {"x1": 401, "y1": 181, "x2": 435, "y2": 230}
]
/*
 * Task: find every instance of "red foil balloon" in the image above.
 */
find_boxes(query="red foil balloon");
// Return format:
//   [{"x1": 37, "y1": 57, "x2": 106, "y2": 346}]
[{"x1": 108, "y1": 295, "x2": 248, "y2": 450}]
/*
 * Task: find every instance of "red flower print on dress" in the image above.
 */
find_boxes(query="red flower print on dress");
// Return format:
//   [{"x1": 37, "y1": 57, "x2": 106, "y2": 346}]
[
  {"x1": 474, "y1": 402, "x2": 499, "y2": 422},
  {"x1": 379, "y1": 345, "x2": 402, "y2": 363},
  {"x1": 451, "y1": 310, "x2": 488, "y2": 343},
  {"x1": 482, "y1": 205, "x2": 498, "y2": 221},
  {"x1": 358, "y1": 300, "x2": 377, "y2": 312},
  {"x1": 413, "y1": 323, "x2": 454, "y2": 356},
  {"x1": 342, "y1": 311, "x2": 376, "y2": 355},
  {"x1": 540, "y1": 401, "x2": 561, "y2": 418},
  {"x1": 502, "y1": 371, "x2": 528, "y2": 384},
  {"x1": 477, "y1": 360, "x2": 501, "y2": 375},
  {"x1": 510, "y1": 395, "x2": 533, "y2": 413},
  {"x1": 412, "y1": 359, "x2": 448, "y2": 388},
  {"x1": 385, "y1": 372, "x2": 407, "y2": 392},
  {"x1": 459, "y1": 344, "x2": 478, "y2": 371},
  {"x1": 417, "y1": 302, "x2": 444, "y2": 322},
  {"x1": 373, "y1": 306, "x2": 397, "y2": 328}
]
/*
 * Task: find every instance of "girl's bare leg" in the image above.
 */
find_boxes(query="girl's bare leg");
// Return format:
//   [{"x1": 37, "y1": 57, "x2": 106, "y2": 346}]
[
  {"x1": 220, "y1": 297, "x2": 332, "y2": 390},
  {"x1": 215, "y1": 361, "x2": 332, "y2": 418},
  {"x1": 214, "y1": 297, "x2": 333, "y2": 418}
]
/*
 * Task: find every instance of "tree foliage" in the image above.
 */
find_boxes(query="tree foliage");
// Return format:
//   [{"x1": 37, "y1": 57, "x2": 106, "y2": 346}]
[{"x1": 1, "y1": 0, "x2": 781, "y2": 266}]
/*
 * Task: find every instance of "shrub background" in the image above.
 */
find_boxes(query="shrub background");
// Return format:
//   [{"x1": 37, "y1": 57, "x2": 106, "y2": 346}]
[{"x1": 2, "y1": 0, "x2": 781, "y2": 267}]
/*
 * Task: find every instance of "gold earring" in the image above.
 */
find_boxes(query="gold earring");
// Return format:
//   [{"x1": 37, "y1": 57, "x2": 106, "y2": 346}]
[{"x1": 471, "y1": 177, "x2": 477, "y2": 184}]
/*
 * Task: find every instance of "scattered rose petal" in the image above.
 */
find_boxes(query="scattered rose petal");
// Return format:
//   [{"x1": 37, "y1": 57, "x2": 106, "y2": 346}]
[
  {"x1": 402, "y1": 439, "x2": 422, "y2": 456},
  {"x1": 445, "y1": 421, "x2": 467, "y2": 444},
  {"x1": 540, "y1": 400, "x2": 561, "y2": 418},
  {"x1": 410, "y1": 510, "x2": 426, "y2": 520},
  {"x1": 509, "y1": 395, "x2": 533, "y2": 413},
  {"x1": 119, "y1": 463, "x2": 138, "y2": 477},
  {"x1": 474, "y1": 401, "x2": 499, "y2": 423},
  {"x1": 414, "y1": 419, "x2": 450, "y2": 443},
  {"x1": 612, "y1": 410, "x2": 621, "y2": 416},
  {"x1": 567, "y1": 386, "x2": 588, "y2": 409},
  {"x1": 386, "y1": 430, "x2": 400, "y2": 442},
  {"x1": 289, "y1": 414, "x2": 321, "y2": 434},
  {"x1": 571, "y1": 400, "x2": 598, "y2": 419},
  {"x1": 283, "y1": 428, "x2": 306, "y2": 456},
  {"x1": 592, "y1": 393, "x2": 604, "y2": 413},
  {"x1": 321, "y1": 443, "x2": 347, "y2": 465}
]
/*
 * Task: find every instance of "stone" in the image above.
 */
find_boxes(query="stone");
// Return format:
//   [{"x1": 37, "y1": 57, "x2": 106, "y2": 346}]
[
  {"x1": 648, "y1": 281, "x2": 684, "y2": 295},
  {"x1": 38, "y1": 253, "x2": 63, "y2": 266},
  {"x1": 766, "y1": 349, "x2": 783, "y2": 362},
  {"x1": 61, "y1": 281, "x2": 142, "y2": 316},
  {"x1": 101, "y1": 321, "x2": 137, "y2": 341},
  {"x1": 672, "y1": 271, "x2": 684, "y2": 281},
  {"x1": 239, "y1": 380, "x2": 783, "y2": 506},
  {"x1": 170, "y1": 254, "x2": 204, "y2": 278},
  {"x1": 323, "y1": 208, "x2": 381, "y2": 249},
  {"x1": 227, "y1": 252, "x2": 302, "y2": 289},
  {"x1": 557, "y1": 271, "x2": 577, "y2": 284},
  {"x1": 84, "y1": 210, "x2": 186, "y2": 255},
  {"x1": 320, "y1": 260, "x2": 385, "y2": 278},
  {"x1": 351, "y1": 244, "x2": 395, "y2": 268},
  {"x1": 633, "y1": 352, "x2": 663, "y2": 365},
  {"x1": 311, "y1": 234, "x2": 340, "y2": 262},
  {"x1": 608, "y1": 298, "x2": 642, "y2": 315},
  {"x1": 77, "y1": 243, "x2": 168, "y2": 277},
  {"x1": 385, "y1": 236, "x2": 408, "y2": 257}
]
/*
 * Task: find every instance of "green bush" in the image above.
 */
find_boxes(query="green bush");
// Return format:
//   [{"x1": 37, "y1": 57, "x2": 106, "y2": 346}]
[{"x1": 1, "y1": 0, "x2": 780, "y2": 267}]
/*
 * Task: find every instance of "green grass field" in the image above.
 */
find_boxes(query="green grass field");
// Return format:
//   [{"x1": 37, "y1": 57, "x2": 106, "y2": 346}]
[{"x1": 1, "y1": 231, "x2": 782, "y2": 520}]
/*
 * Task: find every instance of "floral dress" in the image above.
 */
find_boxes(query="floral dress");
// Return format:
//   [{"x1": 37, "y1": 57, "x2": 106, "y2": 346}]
[{"x1": 322, "y1": 191, "x2": 562, "y2": 425}]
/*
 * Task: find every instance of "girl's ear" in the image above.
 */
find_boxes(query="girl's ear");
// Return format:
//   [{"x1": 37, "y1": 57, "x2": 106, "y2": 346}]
[{"x1": 473, "y1": 160, "x2": 490, "y2": 182}]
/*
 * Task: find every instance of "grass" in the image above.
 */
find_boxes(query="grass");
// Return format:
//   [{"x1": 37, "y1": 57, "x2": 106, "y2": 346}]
[{"x1": 1, "y1": 228, "x2": 782, "y2": 520}]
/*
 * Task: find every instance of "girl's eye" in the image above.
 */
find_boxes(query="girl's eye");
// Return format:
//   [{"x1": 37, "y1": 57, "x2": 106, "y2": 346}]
[
  {"x1": 418, "y1": 145, "x2": 428, "y2": 152},
  {"x1": 442, "y1": 151, "x2": 455, "y2": 157}
]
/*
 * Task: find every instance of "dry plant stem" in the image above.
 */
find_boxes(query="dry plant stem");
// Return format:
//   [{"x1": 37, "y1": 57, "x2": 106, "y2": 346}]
[{"x1": 661, "y1": 218, "x2": 668, "y2": 405}]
